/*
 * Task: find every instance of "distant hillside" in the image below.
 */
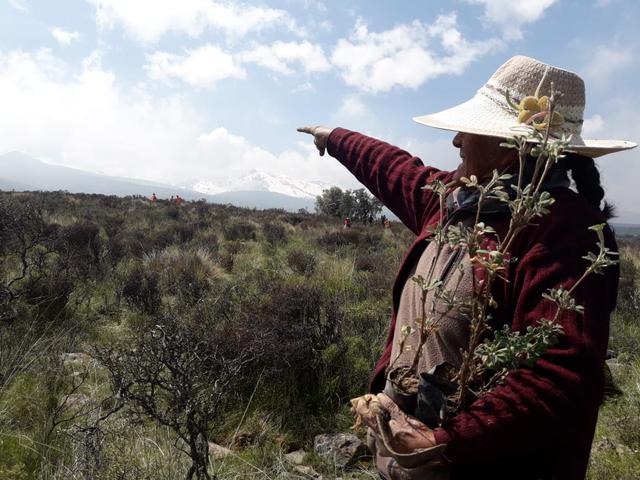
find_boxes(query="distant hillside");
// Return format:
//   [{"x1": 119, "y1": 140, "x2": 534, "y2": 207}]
[
  {"x1": 206, "y1": 190, "x2": 314, "y2": 211},
  {"x1": 0, "y1": 176, "x2": 33, "y2": 192},
  {"x1": 0, "y1": 151, "x2": 317, "y2": 212},
  {"x1": 612, "y1": 223, "x2": 640, "y2": 237},
  {"x1": 189, "y1": 168, "x2": 330, "y2": 199}
]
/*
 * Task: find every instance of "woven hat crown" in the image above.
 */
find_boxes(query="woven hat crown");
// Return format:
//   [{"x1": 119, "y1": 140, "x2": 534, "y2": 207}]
[
  {"x1": 481, "y1": 55, "x2": 585, "y2": 136},
  {"x1": 413, "y1": 54, "x2": 636, "y2": 157}
]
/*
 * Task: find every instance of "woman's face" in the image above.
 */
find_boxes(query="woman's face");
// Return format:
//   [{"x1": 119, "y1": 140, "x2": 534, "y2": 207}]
[{"x1": 452, "y1": 132, "x2": 517, "y2": 183}]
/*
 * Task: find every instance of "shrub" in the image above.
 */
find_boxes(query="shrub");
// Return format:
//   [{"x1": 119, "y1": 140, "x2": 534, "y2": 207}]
[
  {"x1": 320, "y1": 335, "x2": 373, "y2": 404},
  {"x1": 262, "y1": 222, "x2": 287, "y2": 246},
  {"x1": 103, "y1": 215, "x2": 124, "y2": 238},
  {"x1": 219, "y1": 253, "x2": 234, "y2": 273},
  {"x1": 283, "y1": 213, "x2": 306, "y2": 226},
  {"x1": 317, "y1": 227, "x2": 382, "y2": 251},
  {"x1": 616, "y1": 247, "x2": 640, "y2": 312},
  {"x1": 166, "y1": 206, "x2": 180, "y2": 220},
  {"x1": 195, "y1": 230, "x2": 219, "y2": 254},
  {"x1": 96, "y1": 314, "x2": 260, "y2": 480},
  {"x1": 23, "y1": 272, "x2": 74, "y2": 321},
  {"x1": 110, "y1": 229, "x2": 148, "y2": 258},
  {"x1": 286, "y1": 249, "x2": 317, "y2": 276},
  {"x1": 144, "y1": 247, "x2": 218, "y2": 305},
  {"x1": 120, "y1": 263, "x2": 161, "y2": 314},
  {"x1": 225, "y1": 240, "x2": 246, "y2": 256},
  {"x1": 62, "y1": 221, "x2": 100, "y2": 251},
  {"x1": 354, "y1": 252, "x2": 379, "y2": 272},
  {"x1": 223, "y1": 221, "x2": 257, "y2": 241},
  {"x1": 153, "y1": 222, "x2": 195, "y2": 248}
]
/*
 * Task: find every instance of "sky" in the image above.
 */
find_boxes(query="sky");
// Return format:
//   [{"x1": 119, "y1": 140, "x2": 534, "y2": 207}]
[{"x1": 1, "y1": 0, "x2": 639, "y2": 217}]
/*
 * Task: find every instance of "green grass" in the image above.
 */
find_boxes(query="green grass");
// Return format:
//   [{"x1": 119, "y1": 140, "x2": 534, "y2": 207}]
[{"x1": 1, "y1": 191, "x2": 639, "y2": 478}]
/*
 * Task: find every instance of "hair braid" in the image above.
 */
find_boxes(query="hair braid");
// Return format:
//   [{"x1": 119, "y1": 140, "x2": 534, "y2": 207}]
[{"x1": 563, "y1": 153, "x2": 615, "y2": 220}]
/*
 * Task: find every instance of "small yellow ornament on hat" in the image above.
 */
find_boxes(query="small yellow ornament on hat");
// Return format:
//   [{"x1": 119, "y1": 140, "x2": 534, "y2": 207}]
[
  {"x1": 508, "y1": 92, "x2": 564, "y2": 130},
  {"x1": 506, "y1": 67, "x2": 564, "y2": 131}
]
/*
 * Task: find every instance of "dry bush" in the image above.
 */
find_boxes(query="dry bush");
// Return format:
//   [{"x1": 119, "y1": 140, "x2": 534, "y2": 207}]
[
  {"x1": 223, "y1": 221, "x2": 257, "y2": 242},
  {"x1": 316, "y1": 227, "x2": 382, "y2": 251},
  {"x1": 144, "y1": 247, "x2": 220, "y2": 304},
  {"x1": 262, "y1": 222, "x2": 287, "y2": 246},
  {"x1": 96, "y1": 314, "x2": 263, "y2": 480},
  {"x1": 194, "y1": 230, "x2": 219, "y2": 254},
  {"x1": 119, "y1": 262, "x2": 161, "y2": 315},
  {"x1": 286, "y1": 249, "x2": 317, "y2": 276},
  {"x1": 153, "y1": 222, "x2": 196, "y2": 248}
]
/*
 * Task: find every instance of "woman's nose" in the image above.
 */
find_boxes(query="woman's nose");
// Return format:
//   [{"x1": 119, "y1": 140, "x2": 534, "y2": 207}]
[{"x1": 452, "y1": 132, "x2": 463, "y2": 148}]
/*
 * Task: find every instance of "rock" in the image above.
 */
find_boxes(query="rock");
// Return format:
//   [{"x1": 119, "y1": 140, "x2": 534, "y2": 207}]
[
  {"x1": 61, "y1": 352, "x2": 92, "y2": 367},
  {"x1": 313, "y1": 433, "x2": 367, "y2": 469},
  {"x1": 605, "y1": 359, "x2": 625, "y2": 375},
  {"x1": 208, "y1": 442, "x2": 233, "y2": 459},
  {"x1": 233, "y1": 431, "x2": 255, "y2": 448},
  {"x1": 615, "y1": 445, "x2": 628, "y2": 456},
  {"x1": 63, "y1": 393, "x2": 90, "y2": 408},
  {"x1": 284, "y1": 449, "x2": 306, "y2": 465},
  {"x1": 594, "y1": 436, "x2": 616, "y2": 451},
  {"x1": 593, "y1": 436, "x2": 631, "y2": 457},
  {"x1": 293, "y1": 465, "x2": 323, "y2": 478}
]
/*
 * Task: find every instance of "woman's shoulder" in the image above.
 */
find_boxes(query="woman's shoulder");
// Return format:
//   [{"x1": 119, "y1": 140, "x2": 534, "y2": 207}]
[
  {"x1": 513, "y1": 186, "x2": 615, "y2": 256},
  {"x1": 543, "y1": 186, "x2": 608, "y2": 228}
]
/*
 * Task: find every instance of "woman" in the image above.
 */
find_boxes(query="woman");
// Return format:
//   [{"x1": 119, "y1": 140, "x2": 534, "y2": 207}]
[{"x1": 298, "y1": 56, "x2": 636, "y2": 479}]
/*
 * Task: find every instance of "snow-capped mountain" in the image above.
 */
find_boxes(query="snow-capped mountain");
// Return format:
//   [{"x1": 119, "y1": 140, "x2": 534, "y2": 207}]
[{"x1": 188, "y1": 169, "x2": 331, "y2": 199}]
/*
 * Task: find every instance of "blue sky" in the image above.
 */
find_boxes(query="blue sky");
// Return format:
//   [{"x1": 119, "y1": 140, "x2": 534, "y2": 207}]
[{"x1": 1, "y1": 0, "x2": 639, "y2": 218}]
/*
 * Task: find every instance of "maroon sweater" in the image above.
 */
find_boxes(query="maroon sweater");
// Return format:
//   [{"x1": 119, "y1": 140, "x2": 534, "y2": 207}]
[{"x1": 327, "y1": 128, "x2": 619, "y2": 480}]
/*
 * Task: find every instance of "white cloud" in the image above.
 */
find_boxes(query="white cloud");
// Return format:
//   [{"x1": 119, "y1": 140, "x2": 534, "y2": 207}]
[
  {"x1": 145, "y1": 41, "x2": 330, "y2": 88},
  {"x1": 464, "y1": 0, "x2": 557, "y2": 40},
  {"x1": 335, "y1": 95, "x2": 368, "y2": 119},
  {"x1": 240, "y1": 41, "x2": 330, "y2": 75},
  {"x1": 582, "y1": 114, "x2": 605, "y2": 137},
  {"x1": 331, "y1": 14, "x2": 502, "y2": 93},
  {"x1": 50, "y1": 27, "x2": 81, "y2": 46},
  {"x1": 574, "y1": 99, "x2": 640, "y2": 221},
  {"x1": 145, "y1": 45, "x2": 246, "y2": 89},
  {"x1": 0, "y1": 48, "x2": 355, "y2": 188},
  {"x1": 291, "y1": 81, "x2": 314, "y2": 93},
  {"x1": 285, "y1": 0, "x2": 327, "y2": 12},
  {"x1": 9, "y1": 0, "x2": 28, "y2": 13},
  {"x1": 85, "y1": 0, "x2": 301, "y2": 44},
  {"x1": 584, "y1": 45, "x2": 634, "y2": 86}
]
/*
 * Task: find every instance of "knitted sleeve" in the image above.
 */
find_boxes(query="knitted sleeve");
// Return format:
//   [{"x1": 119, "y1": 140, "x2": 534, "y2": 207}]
[{"x1": 326, "y1": 128, "x2": 454, "y2": 235}]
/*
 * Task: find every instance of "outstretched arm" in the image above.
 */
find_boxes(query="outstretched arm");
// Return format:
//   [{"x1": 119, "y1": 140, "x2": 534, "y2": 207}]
[{"x1": 297, "y1": 126, "x2": 454, "y2": 235}]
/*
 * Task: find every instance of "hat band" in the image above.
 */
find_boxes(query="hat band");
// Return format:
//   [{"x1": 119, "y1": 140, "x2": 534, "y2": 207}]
[{"x1": 478, "y1": 83, "x2": 584, "y2": 136}]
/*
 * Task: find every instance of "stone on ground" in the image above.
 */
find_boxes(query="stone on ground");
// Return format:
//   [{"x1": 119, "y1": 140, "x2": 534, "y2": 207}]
[{"x1": 313, "y1": 433, "x2": 367, "y2": 469}]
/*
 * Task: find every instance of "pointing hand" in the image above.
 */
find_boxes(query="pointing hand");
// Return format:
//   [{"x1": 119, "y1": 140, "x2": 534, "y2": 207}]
[{"x1": 297, "y1": 126, "x2": 334, "y2": 157}]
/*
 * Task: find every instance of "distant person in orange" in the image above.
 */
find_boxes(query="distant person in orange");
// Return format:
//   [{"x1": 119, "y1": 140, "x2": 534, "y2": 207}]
[
  {"x1": 175, "y1": 195, "x2": 183, "y2": 205},
  {"x1": 150, "y1": 192, "x2": 157, "y2": 203}
]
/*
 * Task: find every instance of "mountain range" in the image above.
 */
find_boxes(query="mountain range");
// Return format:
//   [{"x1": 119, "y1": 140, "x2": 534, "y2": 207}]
[
  {"x1": 188, "y1": 169, "x2": 331, "y2": 199},
  {"x1": 3, "y1": 151, "x2": 640, "y2": 227},
  {"x1": 0, "y1": 152, "x2": 319, "y2": 211}
]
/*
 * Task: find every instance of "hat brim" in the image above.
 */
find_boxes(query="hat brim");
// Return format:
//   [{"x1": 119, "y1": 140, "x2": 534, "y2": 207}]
[{"x1": 413, "y1": 93, "x2": 637, "y2": 158}]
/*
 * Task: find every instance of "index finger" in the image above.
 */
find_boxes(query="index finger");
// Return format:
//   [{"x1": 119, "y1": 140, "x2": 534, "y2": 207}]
[{"x1": 296, "y1": 126, "x2": 315, "y2": 134}]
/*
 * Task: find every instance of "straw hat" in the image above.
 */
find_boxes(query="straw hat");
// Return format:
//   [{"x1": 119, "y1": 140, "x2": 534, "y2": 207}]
[{"x1": 413, "y1": 55, "x2": 636, "y2": 158}]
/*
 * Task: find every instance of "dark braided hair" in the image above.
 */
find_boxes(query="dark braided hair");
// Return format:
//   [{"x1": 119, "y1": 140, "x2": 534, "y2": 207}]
[{"x1": 561, "y1": 153, "x2": 615, "y2": 220}]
